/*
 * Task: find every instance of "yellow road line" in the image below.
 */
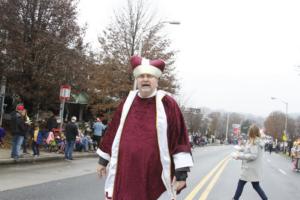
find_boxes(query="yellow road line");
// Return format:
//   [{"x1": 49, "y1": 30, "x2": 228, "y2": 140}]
[
  {"x1": 184, "y1": 155, "x2": 230, "y2": 200},
  {"x1": 198, "y1": 158, "x2": 230, "y2": 200}
]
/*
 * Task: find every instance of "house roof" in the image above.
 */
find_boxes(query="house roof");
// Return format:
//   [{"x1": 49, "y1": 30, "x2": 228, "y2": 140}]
[{"x1": 69, "y1": 92, "x2": 88, "y2": 104}]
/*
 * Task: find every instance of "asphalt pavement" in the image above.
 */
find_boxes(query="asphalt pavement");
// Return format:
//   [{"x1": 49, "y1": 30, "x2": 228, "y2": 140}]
[{"x1": 1, "y1": 145, "x2": 299, "y2": 200}]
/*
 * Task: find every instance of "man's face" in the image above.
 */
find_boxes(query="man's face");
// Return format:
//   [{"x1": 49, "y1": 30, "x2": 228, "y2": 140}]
[
  {"x1": 17, "y1": 109, "x2": 24, "y2": 115},
  {"x1": 21, "y1": 110, "x2": 26, "y2": 116},
  {"x1": 136, "y1": 74, "x2": 158, "y2": 97}
]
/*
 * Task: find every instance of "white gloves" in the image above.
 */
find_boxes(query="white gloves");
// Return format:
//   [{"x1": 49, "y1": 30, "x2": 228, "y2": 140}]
[{"x1": 231, "y1": 151, "x2": 239, "y2": 160}]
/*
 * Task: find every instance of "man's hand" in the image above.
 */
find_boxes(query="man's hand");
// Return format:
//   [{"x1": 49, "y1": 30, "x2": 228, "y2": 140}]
[
  {"x1": 172, "y1": 177, "x2": 186, "y2": 194},
  {"x1": 97, "y1": 164, "x2": 107, "y2": 178},
  {"x1": 231, "y1": 152, "x2": 239, "y2": 160},
  {"x1": 175, "y1": 180, "x2": 186, "y2": 193}
]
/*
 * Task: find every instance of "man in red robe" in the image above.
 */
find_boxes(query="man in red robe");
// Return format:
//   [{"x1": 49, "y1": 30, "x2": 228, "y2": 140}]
[{"x1": 96, "y1": 55, "x2": 193, "y2": 200}]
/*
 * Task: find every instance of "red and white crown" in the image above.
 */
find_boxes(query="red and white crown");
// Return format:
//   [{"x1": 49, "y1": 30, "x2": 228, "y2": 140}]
[{"x1": 130, "y1": 55, "x2": 165, "y2": 78}]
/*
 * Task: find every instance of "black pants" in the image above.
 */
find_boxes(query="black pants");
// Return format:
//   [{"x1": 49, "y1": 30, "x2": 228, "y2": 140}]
[
  {"x1": 31, "y1": 141, "x2": 40, "y2": 156},
  {"x1": 22, "y1": 136, "x2": 28, "y2": 153},
  {"x1": 92, "y1": 135, "x2": 101, "y2": 149},
  {"x1": 233, "y1": 179, "x2": 268, "y2": 200}
]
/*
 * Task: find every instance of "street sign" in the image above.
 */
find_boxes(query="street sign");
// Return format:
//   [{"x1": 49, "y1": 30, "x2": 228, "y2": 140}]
[
  {"x1": 59, "y1": 85, "x2": 71, "y2": 130},
  {"x1": 59, "y1": 85, "x2": 71, "y2": 101}
]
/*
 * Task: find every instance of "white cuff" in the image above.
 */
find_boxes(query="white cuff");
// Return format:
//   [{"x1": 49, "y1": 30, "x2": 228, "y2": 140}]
[
  {"x1": 133, "y1": 64, "x2": 162, "y2": 78},
  {"x1": 173, "y1": 152, "x2": 193, "y2": 169},
  {"x1": 96, "y1": 148, "x2": 111, "y2": 161}
]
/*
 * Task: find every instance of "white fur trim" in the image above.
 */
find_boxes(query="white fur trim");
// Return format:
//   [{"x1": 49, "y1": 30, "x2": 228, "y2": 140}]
[
  {"x1": 157, "y1": 190, "x2": 176, "y2": 200},
  {"x1": 137, "y1": 89, "x2": 157, "y2": 98},
  {"x1": 96, "y1": 148, "x2": 111, "y2": 161},
  {"x1": 156, "y1": 90, "x2": 176, "y2": 199},
  {"x1": 173, "y1": 152, "x2": 194, "y2": 169},
  {"x1": 104, "y1": 90, "x2": 138, "y2": 197},
  {"x1": 133, "y1": 64, "x2": 162, "y2": 78}
]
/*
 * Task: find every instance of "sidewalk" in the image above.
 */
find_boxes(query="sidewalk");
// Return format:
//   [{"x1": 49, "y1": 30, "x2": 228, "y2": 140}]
[{"x1": 0, "y1": 148, "x2": 97, "y2": 165}]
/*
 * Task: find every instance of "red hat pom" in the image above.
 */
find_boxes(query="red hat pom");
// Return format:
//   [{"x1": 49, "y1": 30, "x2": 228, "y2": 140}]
[
  {"x1": 150, "y1": 59, "x2": 165, "y2": 72},
  {"x1": 130, "y1": 56, "x2": 142, "y2": 71}
]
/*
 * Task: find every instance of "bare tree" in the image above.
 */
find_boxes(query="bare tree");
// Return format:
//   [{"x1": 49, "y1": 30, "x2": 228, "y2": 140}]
[
  {"x1": 90, "y1": 0, "x2": 178, "y2": 117},
  {"x1": 287, "y1": 117, "x2": 296, "y2": 141},
  {"x1": 264, "y1": 111, "x2": 286, "y2": 141},
  {"x1": 215, "y1": 113, "x2": 227, "y2": 140},
  {"x1": 209, "y1": 112, "x2": 243, "y2": 140},
  {"x1": 183, "y1": 108, "x2": 202, "y2": 135},
  {"x1": 264, "y1": 111, "x2": 297, "y2": 141},
  {"x1": 208, "y1": 112, "x2": 221, "y2": 138},
  {"x1": 294, "y1": 116, "x2": 300, "y2": 140}
]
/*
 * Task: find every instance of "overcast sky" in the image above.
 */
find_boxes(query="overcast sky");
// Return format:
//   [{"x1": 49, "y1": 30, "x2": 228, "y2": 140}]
[{"x1": 78, "y1": 0, "x2": 300, "y2": 117}]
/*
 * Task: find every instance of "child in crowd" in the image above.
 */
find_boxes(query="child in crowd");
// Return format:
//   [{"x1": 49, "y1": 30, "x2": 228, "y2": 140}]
[
  {"x1": 55, "y1": 135, "x2": 65, "y2": 154},
  {"x1": 75, "y1": 134, "x2": 84, "y2": 152},
  {"x1": 291, "y1": 139, "x2": 300, "y2": 171},
  {"x1": 0, "y1": 127, "x2": 5, "y2": 147},
  {"x1": 46, "y1": 130, "x2": 57, "y2": 152},
  {"x1": 31, "y1": 122, "x2": 44, "y2": 157}
]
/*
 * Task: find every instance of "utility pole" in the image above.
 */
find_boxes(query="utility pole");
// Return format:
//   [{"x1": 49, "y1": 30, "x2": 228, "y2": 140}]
[
  {"x1": 271, "y1": 97, "x2": 288, "y2": 138},
  {"x1": 59, "y1": 85, "x2": 71, "y2": 130},
  {"x1": 271, "y1": 96, "x2": 288, "y2": 152},
  {"x1": 225, "y1": 113, "x2": 229, "y2": 144}
]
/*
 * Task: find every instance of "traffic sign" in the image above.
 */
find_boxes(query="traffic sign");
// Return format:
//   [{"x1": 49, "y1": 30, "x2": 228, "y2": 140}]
[{"x1": 59, "y1": 85, "x2": 71, "y2": 101}]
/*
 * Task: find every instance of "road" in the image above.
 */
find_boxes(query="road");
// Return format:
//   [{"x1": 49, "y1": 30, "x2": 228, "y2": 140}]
[{"x1": 0, "y1": 145, "x2": 299, "y2": 200}]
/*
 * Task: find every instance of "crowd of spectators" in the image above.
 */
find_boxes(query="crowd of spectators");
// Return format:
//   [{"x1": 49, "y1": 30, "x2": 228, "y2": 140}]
[{"x1": 0, "y1": 106, "x2": 107, "y2": 160}]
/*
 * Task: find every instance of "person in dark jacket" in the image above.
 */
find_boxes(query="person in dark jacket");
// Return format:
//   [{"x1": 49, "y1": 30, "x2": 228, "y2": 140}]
[
  {"x1": 0, "y1": 127, "x2": 5, "y2": 147},
  {"x1": 21, "y1": 109, "x2": 32, "y2": 154},
  {"x1": 10, "y1": 105, "x2": 27, "y2": 159},
  {"x1": 46, "y1": 111, "x2": 58, "y2": 132},
  {"x1": 64, "y1": 116, "x2": 78, "y2": 160}
]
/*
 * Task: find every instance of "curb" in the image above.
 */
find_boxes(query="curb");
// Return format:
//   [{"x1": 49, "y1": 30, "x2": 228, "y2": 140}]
[{"x1": 0, "y1": 153, "x2": 97, "y2": 165}]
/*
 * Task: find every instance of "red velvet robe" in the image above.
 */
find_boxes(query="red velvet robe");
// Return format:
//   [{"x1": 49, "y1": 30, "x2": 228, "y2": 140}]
[{"x1": 100, "y1": 94, "x2": 191, "y2": 200}]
